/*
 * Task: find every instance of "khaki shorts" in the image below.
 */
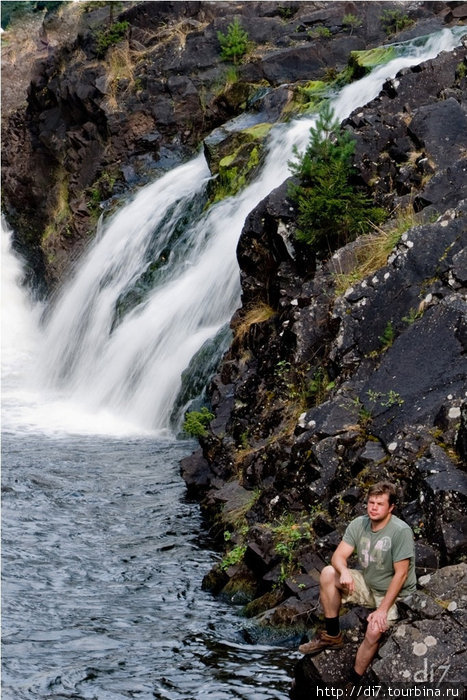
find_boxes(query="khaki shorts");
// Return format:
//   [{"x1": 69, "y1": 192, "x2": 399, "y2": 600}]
[{"x1": 340, "y1": 569, "x2": 399, "y2": 624}]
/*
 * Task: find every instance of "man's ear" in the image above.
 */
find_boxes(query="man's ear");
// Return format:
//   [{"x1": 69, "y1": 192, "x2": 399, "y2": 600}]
[{"x1": 389, "y1": 502, "x2": 395, "y2": 513}]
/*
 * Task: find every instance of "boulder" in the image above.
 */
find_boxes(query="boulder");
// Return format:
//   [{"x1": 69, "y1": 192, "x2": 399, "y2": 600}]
[
  {"x1": 408, "y1": 98, "x2": 467, "y2": 170},
  {"x1": 180, "y1": 449, "x2": 211, "y2": 494}
]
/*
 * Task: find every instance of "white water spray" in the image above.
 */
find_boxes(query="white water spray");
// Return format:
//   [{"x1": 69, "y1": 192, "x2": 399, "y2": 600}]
[
  {"x1": 3, "y1": 29, "x2": 464, "y2": 436},
  {"x1": 1, "y1": 221, "x2": 42, "y2": 384}
]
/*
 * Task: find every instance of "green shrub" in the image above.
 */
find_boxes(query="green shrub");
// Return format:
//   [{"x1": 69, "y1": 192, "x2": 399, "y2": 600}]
[
  {"x1": 221, "y1": 544, "x2": 247, "y2": 570},
  {"x1": 342, "y1": 13, "x2": 362, "y2": 35},
  {"x1": 95, "y1": 20, "x2": 129, "y2": 58},
  {"x1": 217, "y1": 18, "x2": 250, "y2": 64},
  {"x1": 456, "y1": 61, "x2": 467, "y2": 81},
  {"x1": 277, "y1": 6, "x2": 297, "y2": 21},
  {"x1": 288, "y1": 103, "x2": 386, "y2": 255},
  {"x1": 378, "y1": 320, "x2": 395, "y2": 349},
  {"x1": 380, "y1": 9, "x2": 413, "y2": 35},
  {"x1": 183, "y1": 407, "x2": 214, "y2": 438},
  {"x1": 308, "y1": 25, "x2": 332, "y2": 39}
]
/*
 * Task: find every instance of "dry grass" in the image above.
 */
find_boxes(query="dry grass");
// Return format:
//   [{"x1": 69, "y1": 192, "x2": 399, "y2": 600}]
[
  {"x1": 137, "y1": 18, "x2": 209, "y2": 54},
  {"x1": 43, "y1": 174, "x2": 71, "y2": 243},
  {"x1": 233, "y1": 302, "x2": 276, "y2": 344},
  {"x1": 102, "y1": 42, "x2": 138, "y2": 110},
  {"x1": 333, "y1": 205, "x2": 420, "y2": 296}
]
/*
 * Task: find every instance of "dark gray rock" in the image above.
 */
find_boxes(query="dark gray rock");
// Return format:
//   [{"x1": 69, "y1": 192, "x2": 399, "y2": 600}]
[
  {"x1": 414, "y1": 541, "x2": 440, "y2": 576},
  {"x1": 456, "y1": 402, "x2": 467, "y2": 464},
  {"x1": 180, "y1": 449, "x2": 211, "y2": 493},
  {"x1": 373, "y1": 617, "x2": 467, "y2": 684},
  {"x1": 408, "y1": 98, "x2": 467, "y2": 169},
  {"x1": 452, "y1": 247, "x2": 467, "y2": 284},
  {"x1": 418, "y1": 562, "x2": 467, "y2": 607},
  {"x1": 299, "y1": 398, "x2": 361, "y2": 438},
  {"x1": 360, "y1": 440, "x2": 387, "y2": 464}
]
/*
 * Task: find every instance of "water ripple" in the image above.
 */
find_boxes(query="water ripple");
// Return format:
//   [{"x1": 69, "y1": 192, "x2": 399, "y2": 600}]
[{"x1": 2, "y1": 433, "x2": 293, "y2": 699}]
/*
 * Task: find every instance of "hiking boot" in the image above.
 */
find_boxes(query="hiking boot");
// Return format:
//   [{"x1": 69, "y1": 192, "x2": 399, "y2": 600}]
[{"x1": 298, "y1": 630, "x2": 344, "y2": 655}]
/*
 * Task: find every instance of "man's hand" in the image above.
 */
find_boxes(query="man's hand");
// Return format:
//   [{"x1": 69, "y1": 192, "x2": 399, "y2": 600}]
[
  {"x1": 367, "y1": 608, "x2": 388, "y2": 633},
  {"x1": 339, "y1": 568, "x2": 355, "y2": 593}
]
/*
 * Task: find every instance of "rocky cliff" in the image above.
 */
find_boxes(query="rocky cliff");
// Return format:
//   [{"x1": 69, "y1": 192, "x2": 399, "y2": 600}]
[
  {"x1": 2, "y1": 1, "x2": 467, "y2": 694},
  {"x1": 180, "y1": 7, "x2": 467, "y2": 694}
]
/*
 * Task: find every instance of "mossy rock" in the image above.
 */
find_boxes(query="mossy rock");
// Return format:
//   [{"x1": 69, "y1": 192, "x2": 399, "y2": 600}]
[
  {"x1": 242, "y1": 590, "x2": 285, "y2": 618},
  {"x1": 281, "y1": 80, "x2": 329, "y2": 119},
  {"x1": 205, "y1": 122, "x2": 272, "y2": 203},
  {"x1": 297, "y1": 80, "x2": 329, "y2": 113},
  {"x1": 202, "y1": 563, "x2": 229, "y2": 594},
  {"x1": 215, "y1": 79, "x2": 253, "y2": 114},
  {"x1": 204, "y1": 121, "x2": 272, "y2": 175},
  {"x1": 349, "y1": 46, "x2": 397, "y2": 78},
  {"x1": 220, "y1": 564, "x2": 259, "y2": 604}
]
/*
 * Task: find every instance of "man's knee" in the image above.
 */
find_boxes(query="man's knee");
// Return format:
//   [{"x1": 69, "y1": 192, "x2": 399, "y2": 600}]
[
  {"x1": 320, "y1": 565, "x2": 338, "y2": 586},
  {"x1": 364, "y1": 625, "x2": 383, "y2": 646}
]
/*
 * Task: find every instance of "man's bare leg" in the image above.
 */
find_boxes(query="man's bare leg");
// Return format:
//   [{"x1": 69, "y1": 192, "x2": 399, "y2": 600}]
[
  {"x1": 319, "y1": 564, "x2": 346, "y2": 616},
  {"x1": 354, "y1": 625, "x2": 383, "y2": 675},
  {"x1": 298, "y1": 565, "x2": 345, "y2": 653}
]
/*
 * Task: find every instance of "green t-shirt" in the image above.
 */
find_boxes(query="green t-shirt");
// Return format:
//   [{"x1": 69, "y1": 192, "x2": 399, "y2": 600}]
[{"x1": 342, "y1": 514, "x2": 417, "y2": 597}]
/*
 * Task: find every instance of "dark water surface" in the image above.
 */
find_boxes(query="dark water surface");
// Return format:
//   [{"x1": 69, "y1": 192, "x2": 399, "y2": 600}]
[{"x1": 2, "y1": 432, "x2": 295, "y2": 699}]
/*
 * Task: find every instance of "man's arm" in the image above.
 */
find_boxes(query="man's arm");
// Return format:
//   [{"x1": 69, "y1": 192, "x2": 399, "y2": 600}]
[
  {"x1": 367, "y1": 558, "x2": 410, "y2": 632},
  {"x1": 331, "y1": 540, "x2": 356, "y2": 592}
]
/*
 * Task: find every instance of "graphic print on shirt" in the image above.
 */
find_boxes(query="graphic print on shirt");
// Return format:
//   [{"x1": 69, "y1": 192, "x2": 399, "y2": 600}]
[{"x1": 359, "y1": 536, "x2": 392, "y2": 570}]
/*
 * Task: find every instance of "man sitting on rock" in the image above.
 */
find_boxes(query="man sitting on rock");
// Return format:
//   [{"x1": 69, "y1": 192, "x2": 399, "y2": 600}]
[{"x1": 298, "y1": 481, "x2": 417, "y2": 686}]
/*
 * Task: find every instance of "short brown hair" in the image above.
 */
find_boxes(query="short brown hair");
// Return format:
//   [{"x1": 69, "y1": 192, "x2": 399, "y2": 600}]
[{"x1": 367, "y1": 481, "x2": 397, "y2": 506}]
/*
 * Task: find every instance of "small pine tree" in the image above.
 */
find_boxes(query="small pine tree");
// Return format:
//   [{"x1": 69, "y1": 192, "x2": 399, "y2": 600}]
[
  {"x1": 342, "y1": 13, "x2": 362, "y2": 36},
  {"x1": 217, "y1": 18, "x2": 250, "y2": 64},
  {"x1": 288, "y1": 103, "x2": 385, "y2": 255}
]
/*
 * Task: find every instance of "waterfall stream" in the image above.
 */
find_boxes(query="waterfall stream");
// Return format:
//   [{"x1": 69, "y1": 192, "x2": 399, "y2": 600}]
[
  {"x1": 2, "y1": 27, "x2": 465, "y2": 700},
  {"x1": 21, "y1": 27, "x2": 463, "y2": 437}
]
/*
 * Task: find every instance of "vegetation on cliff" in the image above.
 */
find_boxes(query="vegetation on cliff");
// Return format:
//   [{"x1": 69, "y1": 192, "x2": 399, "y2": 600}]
[
  {"x1": 217, "y1": 17, "x2": 252, "y2": 64},
  {"x1": 288, "y1": 103, "x2": 386, "y2": 255}
]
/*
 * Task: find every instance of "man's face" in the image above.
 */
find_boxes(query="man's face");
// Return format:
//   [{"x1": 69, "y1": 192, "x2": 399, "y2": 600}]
[{"x1": 367, "y1": 493, "x2": 394, "y2": 523}]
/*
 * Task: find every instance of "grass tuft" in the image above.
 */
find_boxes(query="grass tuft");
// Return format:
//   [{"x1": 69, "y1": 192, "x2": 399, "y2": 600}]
[
  {"x1": 233, "y1": 302, "x2": 276, "y2": 344},
  {"x1": 333, "y1": 205, "x2": 419, "y2": 296}
]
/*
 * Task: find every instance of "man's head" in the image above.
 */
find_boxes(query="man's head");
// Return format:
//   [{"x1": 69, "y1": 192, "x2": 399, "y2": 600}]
[
  {"x1": 366, "y1": 481, "x2": 397, "y2": 525},
  {"x1": 367, "y1": 481, "x2": 397, "y2": 506}
]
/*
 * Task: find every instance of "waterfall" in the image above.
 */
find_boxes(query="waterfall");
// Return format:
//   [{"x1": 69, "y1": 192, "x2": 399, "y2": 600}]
[
  {"x1": 1, "y1": 221, "x2": 42, "y2": 386},
  {"x1": 5, "y1": 28, "x2": 464, "y2": 436}
]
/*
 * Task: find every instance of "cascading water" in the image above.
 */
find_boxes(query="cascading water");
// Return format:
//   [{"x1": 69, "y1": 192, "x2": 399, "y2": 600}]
[
  {"x1": 2, "y1": 27, "x2": 465, "y2": 700},
  {"x1": 33, "y1": 27, "x2": 465, "y2": 436}
]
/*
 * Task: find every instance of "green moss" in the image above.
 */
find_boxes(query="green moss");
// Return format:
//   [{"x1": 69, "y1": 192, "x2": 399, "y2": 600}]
[
  {"x1": 219, "y1": 153, "x2": 237, "y2": 170},
  {"x1": 283, "y1": 80, "x2": 330, "y2": 118},
  {"x1": 242, "y1": 123, "x2": 273, "y2": 141},
  {"x1": 243, "y1": 590, "x2": 284, "y2": 618},
  {"x1": 207, "y1": 123, "x2": 272, "y2": 204},
  {"x1": 349, "y1": 46, "x2": 397, "y2": 77}
]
